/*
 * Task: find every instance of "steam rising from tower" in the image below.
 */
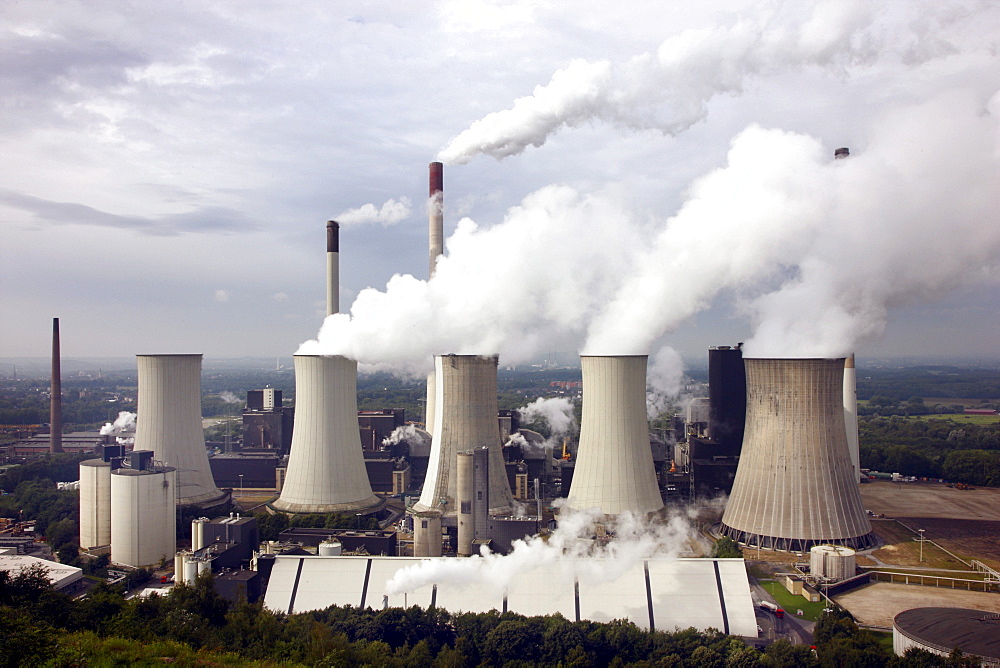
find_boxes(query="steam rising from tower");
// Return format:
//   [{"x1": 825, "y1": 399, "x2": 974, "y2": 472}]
[
  {"x1": 566, "y1": 355, "x2": 663, "y2": 517},
  {"x1": 720, "y1": 358, "x2": 875, "y2": 551}
]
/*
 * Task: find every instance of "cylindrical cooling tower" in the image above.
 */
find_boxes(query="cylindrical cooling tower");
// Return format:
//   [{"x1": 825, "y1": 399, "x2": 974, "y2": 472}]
[
  {"x1": 272, "y1": 355, "x2": 383, "y2": 514},
  {"x1": 134, "y1": 355, "x2": 226, "y2": 508},
  {"x1": 79, "y1": 459, "x2": 111, "y2": 549},
  {"x1": 565, "y1": 355, "x2": 663, "y2": 517},
  {"x1": 720, "y1": 358, "x2": 875, "y2": 551},
  {"x1": 110, "y1": 466, "x2": 177, "y2": 568},
  {"x1": 413, "y1": 355, "x2": 513, "y2": 517}
]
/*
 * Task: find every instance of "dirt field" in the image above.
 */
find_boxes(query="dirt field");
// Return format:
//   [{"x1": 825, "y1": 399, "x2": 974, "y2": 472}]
[{"x1": 833, "y1": 582, "x2": 1000, "y2": 628}]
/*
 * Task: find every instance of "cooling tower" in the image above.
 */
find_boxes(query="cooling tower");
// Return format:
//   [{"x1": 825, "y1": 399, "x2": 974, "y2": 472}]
[
  {"x1": 327, "y1": 220, "x2": 340, "y2": 316},
  {"x1": 134, "y1": 354, "x2": 227, "y2": 508},
  {"x1": 413, "y1": 355, "x2": 513, "y2": 518},
  {"x1": 272, "y1": 355, "x2": 383, "y2": 514},
  {"x1": 110, "y1": 460, "x2": 177, "y2": 568},
  {"x1": 79, "y1": 459, "x2": 111, "y2": 549},
  {"x1": 720, "y1": 358, "x2": 876, "y2": 551},
  {"x1": 565, "y1": 355, "x2": 663, "y2": 517},
  {"x1": 843, "y1": 354, "x2": 861, "y2": 481}
]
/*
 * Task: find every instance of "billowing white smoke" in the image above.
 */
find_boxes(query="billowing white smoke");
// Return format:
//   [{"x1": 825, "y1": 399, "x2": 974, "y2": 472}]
[
  {"x1": 336, "y1": 197, "x2": 412, "y2": 227},
  {"x1": 384, "y1": 503, "x2": 710, "y2": 597},
  {"x1": 219, "y1": 391, "x2": 241, "y2": 404},
  {"x1": 382, "y1": 423, "x2": 430, "y2": 449},
  {"x1": 301, "y1": 2, "x2": 1000, "y2": 364},
  {"x1": 517, "y1": 396, "x2": 576, "y2": 437},
  {"x1": 646, "y1": 346, "x2": 687, "y2": 420},
  {"x1": 439, "y1": 1, "x2": 880, "y2": 164},
  {"x1": 100, "y1": 411, "x2": 136, "y2": 436}
]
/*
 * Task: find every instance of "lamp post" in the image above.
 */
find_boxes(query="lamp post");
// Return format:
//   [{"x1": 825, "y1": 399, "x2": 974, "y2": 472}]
[{"x1": 918, "y1": 528, "x2": 925, "y2": 562}]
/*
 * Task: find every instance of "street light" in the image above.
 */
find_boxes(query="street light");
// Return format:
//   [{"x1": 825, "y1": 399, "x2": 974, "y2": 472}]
[{"x1": 918, "y1": 528, "x2": 925, "y2": 562}]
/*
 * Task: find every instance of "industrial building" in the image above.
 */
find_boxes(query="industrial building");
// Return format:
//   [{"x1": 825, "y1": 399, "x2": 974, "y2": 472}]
[
  {"x1": 893, "y1": 608, "x2": 1000, "y2": 665},
  {"x1": 242, "y1": 388, "x2": 294, "y2": 453},
  {"x1": 0, "y1": 554, "x2": 83, "y2": 593},
  {"x1": 110, "y1": 450, "x2": 177, "y2": 568}
]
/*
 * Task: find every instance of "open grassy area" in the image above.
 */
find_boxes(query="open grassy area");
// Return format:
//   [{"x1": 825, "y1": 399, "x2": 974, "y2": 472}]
[
  {"x1": 870, "y1": 520, "x2": 973, "y2": 570},
  {"x1": 907, "y1": 413, "x2": 999, "y2": 425},
  {"x1": 760, "y1": 581, "x2": 828, "y2": 621}
]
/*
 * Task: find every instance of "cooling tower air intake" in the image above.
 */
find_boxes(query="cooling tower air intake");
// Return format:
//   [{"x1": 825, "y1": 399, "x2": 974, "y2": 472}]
[{"x1": 720, "y1": 358, "x2": 875, "y2": 552}]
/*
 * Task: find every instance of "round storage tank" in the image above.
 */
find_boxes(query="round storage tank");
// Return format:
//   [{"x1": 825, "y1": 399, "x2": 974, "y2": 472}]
[
  {"x1": 810, "y1": 544, "x2": 857, "y2": 582},
  {"x1": 174, "y1": 551, "x2": 191, "y2": 582},
  {"x1": 109, "y1": 466, "x2": 177, "y2": 568},
  {"x1": 79, "y1": 459, "x2": 112, "y2": 549},
  {"x1": 318, "y1": 540, "x2": 343, "y2": 556},
  {"x1": 183, "y1": 558, "x2": 198, "y2": 585},
  {"x1": 893, "y1": 608, "x2": 1000, "y2": 664}
]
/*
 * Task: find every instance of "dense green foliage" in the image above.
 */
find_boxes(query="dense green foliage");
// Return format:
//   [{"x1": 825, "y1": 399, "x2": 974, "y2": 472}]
[
  {"x1": 711, "y1": 536, "x2": 744, "y2": 559},
  {"x1": 856, "y1": 365, "x2": 1000, "y2": 404},
  {"x1": 254, "y1": 510, "x2": 380, "y2": 542}
]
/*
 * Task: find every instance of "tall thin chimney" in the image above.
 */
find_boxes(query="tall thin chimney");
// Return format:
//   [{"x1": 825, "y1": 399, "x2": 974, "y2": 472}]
[
  {"x1": 326, "y1": 220, "x2": 340, "y2": 316},
  {"x1": 426, "y1": 162, "x2": 444, "y2": 433},
  {"x1": 50, "y1": 318, "x2": 63, "y2": 453}
]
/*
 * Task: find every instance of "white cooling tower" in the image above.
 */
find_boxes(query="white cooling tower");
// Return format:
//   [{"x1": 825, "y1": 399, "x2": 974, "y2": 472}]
[
  {"x1": 844, "y1": 354, "x2": 861, "y2": 481},
  {"x1": 565, "y1": 355, "x2": 663, "y2": 517},
  {"x1": 110, "y1": 464, "x2": 177, "y2": 568},
  {"x1": 134, "y1": 354, "x2": 227, "y2": 508},
  {"x1": 79, "y1": 459, "x2": 111, "y2": 549},
  {"x1": 412, "y1": 354, "x2": 513, "y2": 518},
  {"x1": 720, "y1": 358, "x2": 875, "y2": 551},
  {"x1": 272, "y1": 355, "x2": 383, "y2": 515}
]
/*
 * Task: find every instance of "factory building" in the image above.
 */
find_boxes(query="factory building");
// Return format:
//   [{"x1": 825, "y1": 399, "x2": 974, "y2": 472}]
[
  {"x1": 110, "y1": 450, "x2": 177, "y2": 568},
  {"x1": 242, "y1": 388, "x2": 294, "y2": 453},
  {"x1": 720, "y1": 358, "x2": 876, "y2": 552},
  {"x1": 685, "y1": 345, "x2": 745, "y2": 497}
]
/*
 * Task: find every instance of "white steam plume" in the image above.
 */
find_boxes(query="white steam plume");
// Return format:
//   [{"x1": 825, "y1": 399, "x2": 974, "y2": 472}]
[
  {"x1": 219, "y1": 391, "x2": 241, "y2": 404},
  {"x1": 384, "y1": 504, "x2": 709, "y2": 597},
  {"x1": 646, "y1": 346, "x2": 687, "y2": 420},
  {"x1": 439, "y1": 1, "x2": 881, "y2": 164},
  {"x1": 516, "y1": 396, "x2": 576, "y2": 437},
  {"x1": 336, "y1": 197, "x2": 412, "y2": 227},
  {"x1": 382, "y1": 423, "x2": 430, "y2": 448},
  {"x1": 100, "y1": 411, "x2": 136, "y2": 435}
]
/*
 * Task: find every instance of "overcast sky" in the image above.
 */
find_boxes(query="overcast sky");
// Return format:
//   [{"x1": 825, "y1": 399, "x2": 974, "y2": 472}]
[{"x1": 2, "y1": 0, "x2": 998, "y2": 368}]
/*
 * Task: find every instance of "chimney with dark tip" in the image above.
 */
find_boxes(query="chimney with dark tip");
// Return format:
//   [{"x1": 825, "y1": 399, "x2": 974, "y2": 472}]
[
  {"x1": 429, "y1": 161, "x2": 444, "y2": 276},
  {"x1": 834, "y1": 147, "x2": 850, "y2": 159},
  {"x1": 327, "y1": 220, "x2": 340, "y2": 316},
  {"x1": 50, "y1": 318, "x2": 63, "y2": 453}
]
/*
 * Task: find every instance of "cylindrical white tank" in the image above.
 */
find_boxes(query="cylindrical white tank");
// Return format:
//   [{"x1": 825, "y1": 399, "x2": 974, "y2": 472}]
[
  {"x1": 318, "y1": 540, "x2": 343, "y2": 556},
  {"x1": 197, "y1": 559, "x2": 211, "y2": 576},
  {"x1": 273, "y1": 355, "x2": 383, "y2": 514},
  {"x1": 191, "y1": 517, "x2": 208, "y2": 551},
  {"x1": 110, "y1": 466, "x2": 177, "y2": 568},
  {"x1": 721, "y1": 359, "x2": 875, "y2": 551},
  {"x1": 183, "y1": 558, "x2": 198, "y2": 585},
  {"x1": 133, "y1": 355, "x2": 226, "y2": 508},
  {"x1": 457, "y1": 452, "x2": 474, "y2": 556},
  {"x1": 79, "y1": 459, "x2": 111, "y2": 549},
  {"x1": 843, "y1": 354, "x2": 861, "y2": 481},
  {"x1": 412, "y1": 511, "x2": 442, "y2": 558},
  {"x1": 413, "y1": 355, "x2": 513, "y2": 518},
  {"x1": 174, "y1": 551, "x2": 190, "y2": 581},
  {"x1": 566, "y1": 355, "x2": 663, "y2": 516},
  {"x1": 810, "y1": 544, "x2": 857, "y2": 582}
]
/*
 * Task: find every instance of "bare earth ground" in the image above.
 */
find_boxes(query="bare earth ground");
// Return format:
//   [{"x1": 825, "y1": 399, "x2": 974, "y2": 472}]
[{"x1": 833, "y1": 582, "x2": 1000, "y2": 628}]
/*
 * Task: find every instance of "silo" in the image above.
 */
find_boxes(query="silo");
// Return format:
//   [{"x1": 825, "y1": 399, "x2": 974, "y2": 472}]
[
  {"x1": 110, "y1": 459, "x2": 177, "y2": 568},
  {"x1": 720, "y1": 358, "x2": 875, "y2": 551},
  {"x1": 272, "y1": 355, "x2": 383, "y2": 514},
  {"x1": 134, "y1": 354, "x2": 227, "y2": 508},
  {"x1": 318, "y1": 540, "x2": 343, "y2": 556},
  {"x1": 192, "y1": 517, "x2": 208, "y2": 551},
  {"x1": 412, "y1": 511, "x2": 442, "y2": 557},
  {"x1": 565, "y1": 355, "x2": 663, "y2": 517},
  {"x1": 810, "y1": 544, "x2": 857, "y2": 582},
  {"x1": 79, "y1": 459, "x2": 111, "y2": 549},
  {"x1": 412, "y1": 355, "x2": 513, "y2": 518}
]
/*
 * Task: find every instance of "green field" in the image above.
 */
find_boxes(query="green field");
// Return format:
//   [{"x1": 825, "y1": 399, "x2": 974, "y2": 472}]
[
  {"x1": 907, "y1": 413, "x2": 999, "y2": 425},
  {"x1": 760, "y1": 581, "x2": 828, "y2": 622}
]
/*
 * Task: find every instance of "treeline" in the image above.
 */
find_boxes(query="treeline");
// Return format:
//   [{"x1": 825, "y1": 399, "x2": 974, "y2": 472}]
[
  {"x1": 860, "y1": 416, "x2": 1000, "y2": 486},
  {"x1": 856, "y1": 365, "x2": 1000, "y2": 403},
  {"x1": 3, "y1": 566, "x2": 978, "y2": 667}
]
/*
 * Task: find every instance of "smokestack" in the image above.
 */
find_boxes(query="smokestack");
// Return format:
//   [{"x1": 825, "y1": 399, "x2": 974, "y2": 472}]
[
  {"x1": 327, "y1": 220, "x2": 340, "y2": 316},
  {"x1": 50, "y1": 318, "x2": 63, "y2": 453},
  {"x1": 425, "y1": 162, "x2": 444, "y2": 434},
  {"x1": 273, "y1": 355, "x2": 383, "y2": 514},
  {"x1": 843, "y1": 354, "x2": 860, "y2": 481},
  {"x1": 133, "y1": 355, "x2": 227, "y2": 508},
  {"x1": 834, "y1": 147, "x2": 850, "y2": 159},
  {"x1": 720, "y1": 358, "x2": 875, "y2": 551},
  {"x1": 566, "y1": 355, "x2": 663, "y2": 517}
]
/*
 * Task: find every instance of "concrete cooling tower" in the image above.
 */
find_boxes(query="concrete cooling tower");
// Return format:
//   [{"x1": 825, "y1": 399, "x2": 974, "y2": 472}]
[
  {"x1": 273, "y1": 355, "x2": 383, "y2": 515},
  {"x1": 134, "y1": 354, "x2": 227, "y2": 508},
  {"x1": 720, "y1": 358, "x2": 876, "y2": 551},
  {"x1": 565, "y1": 355, "x2": 663, "y2": 517},
  {"x1": 413, "y1": 355, "x2": 513, "y2": 519}
]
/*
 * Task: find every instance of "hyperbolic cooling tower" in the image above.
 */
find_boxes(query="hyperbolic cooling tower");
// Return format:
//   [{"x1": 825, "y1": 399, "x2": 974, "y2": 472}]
[
  {"x1": 272, "y1": 355, "x2": 383, "y2": 514},
  {"x1": 565, "y1": 355, "x2": 664, "y2": 517},
  {"x1": 720, "y1": 358, "x2": 876, "y2": 551},
  {"x1": 134, "y1": 355, "x2": 227, "y2": 508},
  {"x1": 413, "y1": 355, "x2": 513, "y2": 518}
]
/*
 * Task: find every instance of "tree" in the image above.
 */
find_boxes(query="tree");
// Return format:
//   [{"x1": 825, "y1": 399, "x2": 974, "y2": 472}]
[{"x1": 711, "y1": 536, "x2": 743, "y2": 559}]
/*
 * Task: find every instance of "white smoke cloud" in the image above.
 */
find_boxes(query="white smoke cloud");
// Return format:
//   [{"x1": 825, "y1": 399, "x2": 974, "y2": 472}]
[
  {"x1": 382, "y1": 423, "x2": 431, "y2": 448},
  {"x1": 219, "y1": 391, "x2": 241, "y2": 404},
  {"x1": 384, "y1": 503, "x2": 710, "y2": 598},
  {"x1": 516, "y1": 396, "x2": 576, "y2": 436},
  {"x1": 213, "y1": 289, "x2": 230, "y2": 302},
  {"x1": 100, "y1": 411, "x2": 136, "y2": 435},
  {"x1": 646, "y1": 345, "x2": 687, "y2": 420},
  {"x1": 336, "y1": 197, "x2": 412, "y2": 227}
]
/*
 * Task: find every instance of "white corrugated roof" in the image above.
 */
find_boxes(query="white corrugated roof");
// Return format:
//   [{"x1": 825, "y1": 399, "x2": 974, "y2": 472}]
[
  {"x1": 263, "y1": 555, "x2": 756, "y2": 636},
  {"x1": 0, "y1": 554, "x2": 83, "y2": 591}
]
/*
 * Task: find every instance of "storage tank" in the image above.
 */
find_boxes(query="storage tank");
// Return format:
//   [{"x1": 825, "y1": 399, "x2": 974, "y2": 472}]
[
  {"x1": 318, "y1": 540, "x2": 343, "y2": 556},
  {"x1": 174, "y1": 551, "x2": 190, "y2": 582},
  {"x1": 894, "y1": 608, "x2": 1000, "y2": 664},
  {"x1": 79, "y1": 459, "x2": 112, "y2": 549},
  {"x1": 191, "y1": 517, "x2": 208, "y2": 551},
  {"x1": 273, "y1": 355, "x2": 383, "y2": 514},
  {"x1": 412, "y1": 355, "x2": 513, "y2": 518},
  {"x1": 810, "y1": 544, "x2": 857, "y2": 582},
  {"x1": 565, "y1": 355, "x2": 663, "y2": 517},
  {"x1": 412, "y1": 511, "x2": 442, "y2": 558},
  {"x1": 720, "y1": 358, "x2": 876, "y2": 551},
  {"x1": 133, "y1": 355, "x2": 227, "y2": 508},
  {"x1": 183, "y1": 557, "x2": 198, "y2": 585},
  {"x1": 110, "y1": 464, "x2": 177, "y2": 568}
]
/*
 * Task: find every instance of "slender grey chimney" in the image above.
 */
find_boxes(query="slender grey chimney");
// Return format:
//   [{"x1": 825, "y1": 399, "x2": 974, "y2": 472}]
[
  {"x1": 834, "y1": 147, "x2": 850, "y2": 159},
  {"x1": 326, "y1": 220, "x2": 340, "y2": 316},
  {"x1": 50, "y1": 318, "x2": 63, "y2": 453},
  {"x1": 429, "y1": 162, "x2": 444, "y2": 276}
]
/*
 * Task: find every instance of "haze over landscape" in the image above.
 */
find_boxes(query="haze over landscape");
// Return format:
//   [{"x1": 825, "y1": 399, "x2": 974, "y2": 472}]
[{"x1": 2, "y1": 1, "x2": 998, "y2": 364}]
